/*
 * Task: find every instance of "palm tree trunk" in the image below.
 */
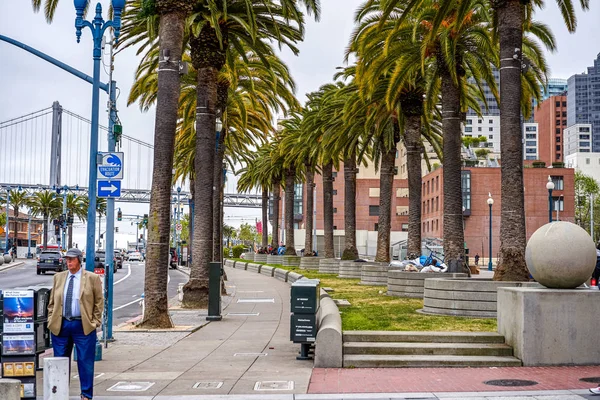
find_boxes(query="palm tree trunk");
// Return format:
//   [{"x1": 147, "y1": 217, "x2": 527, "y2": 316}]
[
  {"x1": 271, "y1": 184, "x2": 281, "y2": 247},
  {"x1": 188, "y1": 177, "x2": 195, "y2": 265},
  {"x1": 441, "y1": 70, "x2": 465, "y2": 273},
  {"x1": 404, "y1": 114, "x2": 423, "y2": 259},
  {"x1": 304, "y1": 168, "x2": 315, "y2": 256},
  {"x1": 375, "y1": 135, "x2": 397, "y2": 263},
  {"x1": 43, "y1": 213, "x2": 48, "y2": 250},
  {"x1": 342, "y1": 152, "x2": 358, "y2": 260},
  {"x1": 140, "y1": 6, "x2": 188, "y2": 328},
  {"x1": 494, "y1": 0, "x2": 529, "y2": 282},
  {"x1": 322, "y1": 162, "x2": 335, "y2": 258},
  {"x1": 284, "y1": 168, "x2": 296, "y2": 255},
  {"x1": 261, "y1": 188, "x2": 269, "y2": 247}
]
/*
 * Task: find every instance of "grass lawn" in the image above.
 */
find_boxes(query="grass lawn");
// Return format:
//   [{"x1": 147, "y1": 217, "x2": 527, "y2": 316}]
[{"x1": 231, "y1": 258, "x2": 496, "y2": 332}]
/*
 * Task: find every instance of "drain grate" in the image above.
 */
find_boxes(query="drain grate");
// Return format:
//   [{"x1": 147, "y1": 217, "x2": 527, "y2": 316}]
[
  {"x1": 107, "y1": 382, "x2": 156, "y2": 392},
  {"x1": 193, "y1": 381, "x2": 223, "y2": 389},
  {"x1": 580, "y1": 377, "x2": 600, "y2": 384},
  {"x1": 484, "y1": 379, "x2": 538, "y2": 387},
  {"x1": 254, "y1": 381, "x2": 294, "y2": 390}
]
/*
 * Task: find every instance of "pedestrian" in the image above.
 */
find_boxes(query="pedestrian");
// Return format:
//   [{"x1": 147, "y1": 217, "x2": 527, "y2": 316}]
[
  {"x1": 47, "y1": 248, "x2": 104, "y2": 400},
  {"x1": 474, "y1": 253, "x2": 480, "y2": 266}
]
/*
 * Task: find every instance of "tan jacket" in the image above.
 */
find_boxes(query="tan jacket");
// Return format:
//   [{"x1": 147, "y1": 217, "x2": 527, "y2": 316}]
[{"x1": 47, "y1": 269, "x2": 104, "y2": 336}]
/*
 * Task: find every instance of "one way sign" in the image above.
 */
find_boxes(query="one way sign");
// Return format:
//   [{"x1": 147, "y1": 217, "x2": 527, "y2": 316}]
[{"x1": 97, "y1": 180, "x2": 121, "y2": 198}]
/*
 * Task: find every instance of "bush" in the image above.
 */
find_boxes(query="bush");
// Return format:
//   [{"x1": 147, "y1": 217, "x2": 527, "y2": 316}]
[
  {"x1": 223, "y1": 247, "x2": 230, "y2": 260},
  {"x1": 552, "y1": 162, "x2": 565, "y2": 168},
  {"x1": 532, "y1": 161, "x2": 546, "y2": 168},
  {"x1": 232, "y1": 245, "x2": 246, "y2": 258}
]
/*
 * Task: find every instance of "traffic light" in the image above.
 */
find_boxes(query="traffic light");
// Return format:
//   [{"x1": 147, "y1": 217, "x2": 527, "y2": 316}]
[
  {"x1": 117, "y1": 209, "x2": 122, "y2": 221},
  {"x1": 54, "y1": 223, "x2": 60, "y2": 235},
  {"x1": 115, "y1": 227, "x2": 119, "y2": 233},
  {"x1": 143, "y1": 214, "x2": 148, "y2": 226},
  {"x1": 67, "y1": 214, "x2": 74, "y2": 225}
]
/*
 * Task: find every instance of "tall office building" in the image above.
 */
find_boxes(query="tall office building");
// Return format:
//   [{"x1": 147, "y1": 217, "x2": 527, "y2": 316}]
[
  {"x1": 567, "y1": 53, "x2": 600, "y2": 152},
  {"x1": 542, "y1": 78, "x2": 568, "y2": 100},
  {"x1": 533, "y1": 95, "x2": 568, "y2": 164}
]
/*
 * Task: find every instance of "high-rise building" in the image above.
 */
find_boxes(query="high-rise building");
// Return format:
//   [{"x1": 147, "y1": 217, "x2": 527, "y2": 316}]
[
  {"x1": 533, "y1": 95, "x2": 568, "y2": 165},
  {"x1": 567, "y1": 53, "x2": 600, "y2": 152},
  {"x1": 542, "y1": 78, "x2": 568, "y2": 100}
]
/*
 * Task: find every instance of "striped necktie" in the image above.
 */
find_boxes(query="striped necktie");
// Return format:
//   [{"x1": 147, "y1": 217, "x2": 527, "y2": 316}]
[{"x1": 65, "y1": 275, "x2": 75, "y2": 318}]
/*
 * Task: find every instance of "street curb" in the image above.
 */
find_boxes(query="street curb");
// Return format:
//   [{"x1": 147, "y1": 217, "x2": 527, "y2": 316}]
[{"x1": 0, "y1": 261, "x2": 25, "y2": 272}]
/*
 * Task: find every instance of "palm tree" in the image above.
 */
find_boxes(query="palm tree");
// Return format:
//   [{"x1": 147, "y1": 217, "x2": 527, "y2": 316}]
[
  {"x1": 8, "y1": 190, "x2": 29, "y2": 219},
  {"x1": 27, "y1": 191, "x2": 61, "y2": 250},
  {"x1": 66, "y1": 193, "x2": 87, "y2": 249}
]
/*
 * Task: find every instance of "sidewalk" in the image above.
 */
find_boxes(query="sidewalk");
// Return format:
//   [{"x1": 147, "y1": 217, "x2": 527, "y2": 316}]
[
  {"x1": 0, "y1": 259, "x2": 24, "y2": 272},
  {"x1": 33, "y1": 264, "x2": 600, "y2": 400}
]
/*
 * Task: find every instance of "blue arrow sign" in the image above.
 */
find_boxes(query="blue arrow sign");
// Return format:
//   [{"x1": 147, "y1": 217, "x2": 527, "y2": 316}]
[{"x1": 97, "y1": 180, "x2": 121, "y2": 198}]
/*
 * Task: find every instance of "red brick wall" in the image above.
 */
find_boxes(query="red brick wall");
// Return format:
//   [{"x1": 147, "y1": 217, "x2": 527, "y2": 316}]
[{"x1": 535, "y1": 95, "x2": 567, "y2": 165}]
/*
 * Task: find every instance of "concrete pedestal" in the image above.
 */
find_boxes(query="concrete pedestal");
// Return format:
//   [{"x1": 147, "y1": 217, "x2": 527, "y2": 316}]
[
  {"x1": 300, "y1": 256, "x2": 322, "y2": 270},
  {"x1": 266, "y1": 255, "x2": 283, "y2": 265},
  {"x1": 254, "y1": 253, "x2": 268, "y2": 263},
  {"x1": 498, "y1": 287, "x2": 600, "y2": 365},
  {"x1": 43, "y1": 357, "x2": 70, "y2": 399},
  {"x1": 318, "y1": 258, "x2": 340, "y2": 274}
]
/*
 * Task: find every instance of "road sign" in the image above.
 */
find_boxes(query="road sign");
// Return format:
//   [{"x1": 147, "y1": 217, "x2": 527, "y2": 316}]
[
  {"x1": 176, "y1": 223, "x2": 182, "y2": 232},
  {"x1": 98, "y1": 180, "x2": 122, "y2": 198},
  {"x1": 97, "y1": 152, "x2": 124, "y2": 180}
]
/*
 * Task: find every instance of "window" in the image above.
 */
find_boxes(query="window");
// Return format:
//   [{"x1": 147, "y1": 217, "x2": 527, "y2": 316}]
[
  {"x1": 562, "y1": 101, "x2": 567, "y2": 107},
  {"x1": 556, "y1": 120, "x2": 561, "y2": 126},
  {"x1": 466, "y1": 119, "x2": 472, "y2": 125},
  {"x1": 333, "y1": 225, "x2": 337, "y2": 230},
  {"x1": 333, "y1": 189, "x2": 338, "y2": 195},
  {"x1": 556, "y1": 137, "x2": 561, "y2": 142},
  {"x1": 556, "y1": 145, "x2": 561, "y2": 151},
  {"x1": 465, "y1": 127, "x2": 473, "y2": 132},
  {"x1": 489, "y1": 135, "x2": 494, "y2": 139},
  {"x1": 436, "y1": 176, "x2": 439, "y2": 191},
  {"x1": 525, "y1": 134, "x2": 536, "y2": 139},
  {"x1": 461, "y1": 170, "x2": 471, "y2": 212},
  {"x1": 401, "y1": 223, "x2": 408, "y2": 232},
  {"x1": 586, "y1": 158, "x2": 591, "y2": 164},
  {"x1": 555, "y1": 111, "x2": 561, "y2": 117},
  {"x1": 526, "y1": 148, "x2": 536, "y2": 154},
  {"x1": 478, "y1": 119, "x2": 482, "y2": 124},
  {"x1": 552, "y1": 196, "x2": 564, "y2": 212},
  {"x1": 562, "y1": 120, "x2": 567, "y2": 126},
  {"x1": 556, "y1": 128, "x2": 561, "y2": 134},
  {"x1": 525, "y1": 126, "x2": 537, "y2": 132},
  {"x1": 556, "y1": 101, "x2": 561, "y2": 107},
  {"x1": 526, "y1": 141, "x2": 537, "y2": 146},
  {"x1": 369, "y1": 205, "x2": 379, "y2": 216},
  {"x1": 580, "y1": 127, "x2": 591, "y2": 132},
  {"x1": 556, "y1": 154, "x2": 561, "y2": 160},
  {"x1": 333, "y1": 207, "x2": 337, "y2": 213},
  {"x1": 436, "y1": 196, "x2": 439, "y2": 211},
  {"x1": 581, "y1": 142, "x2": 590, "y2": 147},
  {"x1": 562, "y1": 112, "x2": 567, "y2": 117},
  {"x1": 478, "y1": 127, "x2": 482, "y2": 132},
  {"x1": 488, "y1": 142, "x2": 494, "y2": 148},
  {"x1": 580, "y1": 135, "x2": 590, "y2": 140},
  {"x1": 489, "y1": 127, "x2": 493, "y2": 132},
  {"x1": 489, "y1": 119, "x2": 493, "y2": 124},
  {"x1": 332, "y1": 171, "x2": 338, "y2": 177}
]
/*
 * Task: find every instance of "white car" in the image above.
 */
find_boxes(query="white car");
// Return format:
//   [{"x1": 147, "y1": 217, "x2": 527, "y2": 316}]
[{"x1": 128, "y1": 251, "x2": 143, "y2": 261}]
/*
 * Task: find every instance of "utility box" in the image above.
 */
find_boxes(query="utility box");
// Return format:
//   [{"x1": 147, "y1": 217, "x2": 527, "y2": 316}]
[
  {"x1": 290, "y1": 279, "x2": 320, "y2": 314},
  {"x1": 290, "y1": 278, "x2": 320, "y2": 360}
]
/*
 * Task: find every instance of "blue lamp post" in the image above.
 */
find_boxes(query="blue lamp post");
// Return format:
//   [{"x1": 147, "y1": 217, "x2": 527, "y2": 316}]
[
  {"x1": 4, "y1": 187, "x2": 10, "y2": 254},
  {"x1": 487, "y1": 193, "x2": 494, "y2": 271},
  {"x1": 73, "y1": 0, "x2": 125, "y2": 272}
]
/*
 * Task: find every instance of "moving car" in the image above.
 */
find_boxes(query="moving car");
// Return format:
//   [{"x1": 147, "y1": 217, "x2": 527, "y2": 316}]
[
  {"x1": 114, "y1": 250, "x2": 123, "y2": 269},
  {"x1": 128, "y1": 251, "x2": 143, "y2": 262},
  {"x1": 169, "y1": 248, "x2": 178, "y2": 269},
  {"x1": 37, "y1": 250, "x2": 65, "y2": 275}
]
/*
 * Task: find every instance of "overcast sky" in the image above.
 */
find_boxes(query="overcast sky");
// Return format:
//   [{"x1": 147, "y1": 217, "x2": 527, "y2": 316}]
[{"x1": 0, "y1": 0, "x2": 599, "y2": 245}]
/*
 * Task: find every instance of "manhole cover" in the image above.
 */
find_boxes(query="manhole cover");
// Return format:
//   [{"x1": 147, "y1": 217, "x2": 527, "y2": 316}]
[
  {"x1": 107, "y1": 381, "x2": 155, "y2": 392},
  {"x1": 193, "y1": 381, "x2": 223, "y2": 389},
  {"x1": 484, "y1": 379, "x2": 538, "y2": 387},
  {"x1": 237, "y1": 298, "x2": 274, "y2": 303},
  {"x1": 254, "y1": 381, "x2": 294, "y2": 390},
  {"x1": 580, "y1": 377, "x2": 600, "y2": 384}
]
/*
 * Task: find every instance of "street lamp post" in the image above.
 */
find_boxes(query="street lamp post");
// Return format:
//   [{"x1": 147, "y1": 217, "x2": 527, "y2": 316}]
[
  {"x1": 27, "y1": 213, "x2": 32, "y2": 259},
  {"x1": 176, "y1": 187, "x2": 181, "y2": 263},
  {"x1": 73, "y1": 0, "x2": 125, "y2": 272},
  {"x1": 546, "y1": 176, "x2": 555, "y2": 224},
  {"x1": 60, "y1": 185, "x2": 68, "y2": 251},
  {"x1": 487, "y1": 193, "x2": 494, "y2": 271}
]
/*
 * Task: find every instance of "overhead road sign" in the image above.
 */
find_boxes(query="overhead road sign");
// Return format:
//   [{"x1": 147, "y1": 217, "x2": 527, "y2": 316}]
[
  {"x1": 98, "y1": 180, "x2": 121, "y2": 198},
  {"x1": 98, "y1": 152, "x2": 124, "y2": 180}
]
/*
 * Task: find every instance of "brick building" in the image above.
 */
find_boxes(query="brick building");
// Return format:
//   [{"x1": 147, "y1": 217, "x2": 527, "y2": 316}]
[
  {"x1": 533, "y1": 95, "x2": 568, "y2": 165},
  {"x1": 421, "y1": 167, "x2": 575, "y2": 262},
  {"x1": 0, "y1": 206, "x2": 44, "y2": 254}
]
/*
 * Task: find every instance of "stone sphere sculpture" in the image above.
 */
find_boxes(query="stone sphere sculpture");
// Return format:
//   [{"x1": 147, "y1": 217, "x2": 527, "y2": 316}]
[
  {"x1": 3, "y1": 255, "x2": 11, "y2": 264},
  {"x1": 526, "y1": 221, "x2": 596, "y2": 289}
]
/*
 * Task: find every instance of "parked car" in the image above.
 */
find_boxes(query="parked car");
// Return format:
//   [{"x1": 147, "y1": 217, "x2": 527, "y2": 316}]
[
  {"x1": 37, "y1": 250, "x2": 65, "y2": 275},
  {"x1": 96, "y1": 250, "x2": 117, "y2": 274},
  {"x1": 128, "y1": 251, "x2": 143, "y2": 262},
  {"x1": 169, "y1": 248, "x2": 178, "y2": 269}
]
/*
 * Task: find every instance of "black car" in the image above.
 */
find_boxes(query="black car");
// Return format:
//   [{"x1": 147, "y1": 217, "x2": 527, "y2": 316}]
[
  {"x1": 114, "y1": 250, "x2": 123, "y2": 269},
  {"x1": 37, "y1": 250, "x2": 65, "y2": 274},
  {"x1": 96, "y1": 250, "x2": 117, "y2": 274}
]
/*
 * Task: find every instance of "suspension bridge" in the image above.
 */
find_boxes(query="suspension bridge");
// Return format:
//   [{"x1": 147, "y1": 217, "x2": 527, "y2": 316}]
[{"x1": 0, "y1": 103, "x2": 261, "y2": 207}]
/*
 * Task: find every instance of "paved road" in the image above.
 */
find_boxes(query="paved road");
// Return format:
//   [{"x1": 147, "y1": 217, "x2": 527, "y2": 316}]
[{"x1": 0, "y1": 258, "x2": 189, "y2": 326}]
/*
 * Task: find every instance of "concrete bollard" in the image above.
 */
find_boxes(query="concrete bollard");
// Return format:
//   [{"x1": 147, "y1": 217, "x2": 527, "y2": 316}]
[
  {"x1": 0, "y1": 379, "x2": 20, "y2": 400},
  {"x1": 43, "y1": 357, "x2": 70, "y2": 399}
]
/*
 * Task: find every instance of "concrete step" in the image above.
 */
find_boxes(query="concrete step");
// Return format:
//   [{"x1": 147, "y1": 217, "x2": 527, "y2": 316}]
[
  {"x1": 342, "y1": 331, "x2": 506, "y2": 343},
  {"x1": 343, "y1": 342, "x2": 514, "y2": 356},
  {"x1": 343, "y1": 354, "x2": 522, "y2": 368}
]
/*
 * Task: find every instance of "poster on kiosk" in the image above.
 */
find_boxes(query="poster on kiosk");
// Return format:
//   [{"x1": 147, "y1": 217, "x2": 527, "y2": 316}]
[{"x1": 2, "y1": 290, "x2": 37, "y2": 398}]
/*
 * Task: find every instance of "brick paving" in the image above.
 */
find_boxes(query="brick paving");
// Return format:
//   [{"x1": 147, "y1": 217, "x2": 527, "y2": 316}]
[{"x1": 308, "y1": 366, "x2": 600, "y2": 393}]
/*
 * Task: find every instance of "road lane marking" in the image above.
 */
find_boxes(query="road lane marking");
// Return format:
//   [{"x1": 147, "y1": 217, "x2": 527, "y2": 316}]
[
  {"x1": 114, "y1": 263, "x2": 132, "y2": 285},
  {"x1": 113, "y1": 298, "x2": 141, "y2": 311}
]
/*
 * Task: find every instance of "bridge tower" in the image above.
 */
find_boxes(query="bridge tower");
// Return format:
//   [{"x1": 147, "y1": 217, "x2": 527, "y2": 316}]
[{"x1": 49, "y1": 101, "x2": 63, "y2": 187}]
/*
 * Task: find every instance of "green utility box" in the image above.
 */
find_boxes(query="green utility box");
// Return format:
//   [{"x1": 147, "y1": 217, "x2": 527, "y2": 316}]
[{"x1": 290, "y1": 278, "x2": 320, "y2": 360}]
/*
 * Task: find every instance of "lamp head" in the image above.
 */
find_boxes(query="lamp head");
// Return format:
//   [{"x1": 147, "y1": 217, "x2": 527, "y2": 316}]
[
  {"x1": 546, "y1": 175, "x2": 555, "y2": 190},
  {"x1": 177, "y1": 187, "x2": 181, "y2": 193},
  {"x1": 74, "y1": 0, "x2": 87, "y2": 13},
  {"x1": 111, "y1": 0, "x2": 126, "y2": 13},
  {"x1": 487, "y1": 192, "x2": 494, "y2": 206},
  {"x1": 216, "y1": 117, "x2": 223, "y2": 132}
]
